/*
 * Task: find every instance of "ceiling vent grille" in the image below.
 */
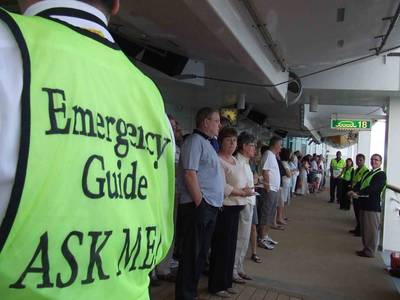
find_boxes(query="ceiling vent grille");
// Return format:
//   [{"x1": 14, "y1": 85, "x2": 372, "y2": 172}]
[{"x1": 337, "y1": 8, "x2": 345, "y2": 22}]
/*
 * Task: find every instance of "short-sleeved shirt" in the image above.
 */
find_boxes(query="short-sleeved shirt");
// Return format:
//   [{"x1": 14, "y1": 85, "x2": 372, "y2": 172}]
[
  {"x1": 178, "y1": 133, "x2": 224, "y2": 207},
  {"x1": 262, "y1": 150, "x2": 281, "y2": 192}
]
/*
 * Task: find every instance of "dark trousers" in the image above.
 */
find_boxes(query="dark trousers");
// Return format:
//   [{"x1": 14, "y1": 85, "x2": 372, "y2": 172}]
[
  {"x1": 330, "y1": 177, "x2": 341, "y2": 202},
  {"x1": 208, "y1": 205, "x2": 243, "y2": 293},
  {"x1": 174, "y1": 203, "x2": 193, "y2": 261},
  {"x1": 340, "y1": 180, "x2": 351, "y2": 209},
  {"x1": 175, "y1": 201, "x2": 219, "y2": 300},
  {"x1": 353, "y1": 199, "x2": 361, "y2": 233}
]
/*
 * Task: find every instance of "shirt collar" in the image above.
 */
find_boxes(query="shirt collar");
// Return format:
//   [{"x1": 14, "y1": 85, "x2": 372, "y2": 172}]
[
  {"x1": 193, "y1": 129, "x2": 212, "y2": 140},
  {"x1": 237, "y1": 152, "x2": 249, "y2": 163},
  {"x1": 24, "y1": 0, "x2": 108, "y2": 25}
]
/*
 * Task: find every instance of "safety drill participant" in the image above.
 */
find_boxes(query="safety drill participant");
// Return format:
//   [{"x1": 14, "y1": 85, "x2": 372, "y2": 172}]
[
  {"x1": 339, "y1": 158, "x2": 354, "y2": 210},
  {"x1": 329, "y1": 151, "x2": 345, "y2": 203},
  {"x1": 0, "y1": 1, "x2": 174, "y2": 299},
  {"x1": 350, "y1": 154, "x2": 386, "y2": 258},
  {"x1": 348, "y1": 154, "x2": 369, "y2": 236}
]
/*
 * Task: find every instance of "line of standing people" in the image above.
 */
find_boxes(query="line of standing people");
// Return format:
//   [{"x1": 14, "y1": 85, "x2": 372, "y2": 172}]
[{"x1": 329, "y1": 152, "x2": 386, "y2": 258}]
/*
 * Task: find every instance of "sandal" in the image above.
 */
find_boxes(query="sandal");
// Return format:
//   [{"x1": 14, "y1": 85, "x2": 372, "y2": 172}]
[
  {"x1": 238, "y1": 273, "x2": 252, "y2": 280},
  {"x1": 232, "y1": 277, "x2": 246, "y2": 284},
  {"x1": 214, "y1": 290, "x2": 231, "y2": 298},
  {"x1": 271, "y1": 225, "x2": 285, "y2": 230},
  {"x1": 251, "y1": 254, "x2": 262, "y2": 263}
]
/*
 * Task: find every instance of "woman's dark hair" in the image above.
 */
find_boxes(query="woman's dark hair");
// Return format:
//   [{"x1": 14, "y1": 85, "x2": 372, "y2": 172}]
[
  {"x1": 237, "y1": 132, "x2": 256, "y2": 151},
  {"x1": 280, "y1": 148, "x2": 291, "y2": 162},
  {"x1": 346, "y1": 158, "x2": 353, "y2": 167},
  {"x1": 218, "y1": 127, "x2": 237, "y2": 145}
]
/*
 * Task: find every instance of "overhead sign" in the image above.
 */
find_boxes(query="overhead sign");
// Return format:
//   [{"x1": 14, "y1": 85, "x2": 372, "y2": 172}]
[{"x1": 331, "y1": 119, "x2": 371, "y2": 130}]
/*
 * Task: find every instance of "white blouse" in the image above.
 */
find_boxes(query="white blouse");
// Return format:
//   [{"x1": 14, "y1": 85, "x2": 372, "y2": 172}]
[{"x1": 220, "y1": 155, "x2": 254, "y2": 206}]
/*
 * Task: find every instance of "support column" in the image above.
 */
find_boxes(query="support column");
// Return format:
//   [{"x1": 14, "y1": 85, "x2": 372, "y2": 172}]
[
  {"x1": 357, "y1": 131, "x2": 371, "y2": 159},
  {"x1": 382, "y1": 98, "x2": 400, "y2": 251}
]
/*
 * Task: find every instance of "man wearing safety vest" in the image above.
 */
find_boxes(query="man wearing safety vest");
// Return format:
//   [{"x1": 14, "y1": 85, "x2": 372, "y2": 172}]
[
  {"x1": 348, "y1": 154, "x2": 369, "y2": 236},
  {"x1": 329, "y1": 151, "x2": 345, "y2": 203},
  {"x1": 0, "y1": 1, "x2": 174, "y2": 299},
  {"x1": 349, "y1": 154, "x2": 386, "y2": 258}
]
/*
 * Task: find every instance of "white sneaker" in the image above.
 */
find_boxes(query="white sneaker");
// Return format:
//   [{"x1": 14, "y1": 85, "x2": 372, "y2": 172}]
[
  {"x1": 258, "y1": 239, "x2": 274, "y2": 250},
  {"x1": 266, "y1": 236, "x2": 278, "y2": 245}
]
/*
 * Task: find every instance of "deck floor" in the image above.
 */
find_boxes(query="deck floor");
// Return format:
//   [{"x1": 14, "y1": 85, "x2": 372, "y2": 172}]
[{"x1": 151, "y1": 191, "x2": 398, "y2": 300}]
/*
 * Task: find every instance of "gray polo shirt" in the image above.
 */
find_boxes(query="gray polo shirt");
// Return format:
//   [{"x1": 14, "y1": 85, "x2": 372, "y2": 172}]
[{"x1": 178, "y1": 133, "x2": 224, "y2": 207}]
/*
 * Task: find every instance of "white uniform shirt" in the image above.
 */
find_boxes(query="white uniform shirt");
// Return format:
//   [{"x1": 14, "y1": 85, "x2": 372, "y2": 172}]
[
  {"x1": 262, "y1": 150, "x2": 281, "y2": 192},
  {"x1": 0, "y1": 0, "x2": 114, "y2": 224}
]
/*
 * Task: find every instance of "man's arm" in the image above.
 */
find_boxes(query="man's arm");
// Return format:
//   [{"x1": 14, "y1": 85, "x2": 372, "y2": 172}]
[
  {"x1": 262, "y1": 169, "x2": 270, "y2": 192},
  {"x1": 184, "y1": 170, "x2": 202, "y2": 207}
]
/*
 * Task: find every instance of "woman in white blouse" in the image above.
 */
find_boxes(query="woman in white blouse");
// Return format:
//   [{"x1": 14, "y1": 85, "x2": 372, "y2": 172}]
[{"x1": 208, "y1": 127, "x2": 255, "y2": 297}]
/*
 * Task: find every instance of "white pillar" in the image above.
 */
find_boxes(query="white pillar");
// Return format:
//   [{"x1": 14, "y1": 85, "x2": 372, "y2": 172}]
[
  {"x1": 382, "y1": 98, "x2": 400, "y2": 251},
  {"x1": 357, "y1": 131, "x2": 371, "y2": 160}
]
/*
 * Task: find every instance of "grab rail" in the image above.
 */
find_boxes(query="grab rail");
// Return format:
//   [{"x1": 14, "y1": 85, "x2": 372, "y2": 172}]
[{"x1": 387, "y1": 184, "x2": 400, "y2": 194}]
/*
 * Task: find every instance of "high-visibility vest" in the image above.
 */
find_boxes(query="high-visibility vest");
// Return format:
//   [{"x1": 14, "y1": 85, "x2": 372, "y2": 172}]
[
  {"x1": 330, "y1": 158, "x2": 345, "y2": 170},
  {"x1": 341, "y1": 167, "x2": 353, "y2": 181},
  {"x1": 352, "y1": 165, "x2": 369, "y2": 187},
  {"x1": 360, "y1": 168, "x2": 385, "y2": 192},
  {"x1": 0, "y1": 9, "x2": 174, "y2": 300}
]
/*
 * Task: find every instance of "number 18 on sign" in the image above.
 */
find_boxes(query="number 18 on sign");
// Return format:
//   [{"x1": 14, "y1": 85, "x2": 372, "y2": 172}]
[{"x1": 331, "y1": 119, "x2": 372, "y2": 130}]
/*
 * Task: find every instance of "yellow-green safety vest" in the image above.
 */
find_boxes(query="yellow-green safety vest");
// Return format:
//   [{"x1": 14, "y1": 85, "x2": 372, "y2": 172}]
[
  {"x1": 352, "y1": 165, "x2": 369, "y2": 187},
  {"x1": 360, "y1": 168, "x2": 385, "y2": 192},
  {"x1": 341, "y1": 167, "x2": 353, "y2": 181},
  {"x1": 0, "y1": 9, "x2": 174, "y2": 300},
  {"x1": 330, "y1": 158, "x2": 345, "y2": 170}
]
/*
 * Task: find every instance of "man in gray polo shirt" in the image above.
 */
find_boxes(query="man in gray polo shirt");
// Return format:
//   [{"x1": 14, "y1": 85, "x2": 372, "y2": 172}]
[
  {"x1": 258, "y1": 136, "x2": 282, "y2": 250},
  {"x1": 175, "y1": 107, "x2": 224, "y2": 300}
]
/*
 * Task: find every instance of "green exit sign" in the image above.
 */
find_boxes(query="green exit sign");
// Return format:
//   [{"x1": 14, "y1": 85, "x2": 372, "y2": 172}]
[{"x1": 331, "y1": 119, "x2": 371, "y2": 130}]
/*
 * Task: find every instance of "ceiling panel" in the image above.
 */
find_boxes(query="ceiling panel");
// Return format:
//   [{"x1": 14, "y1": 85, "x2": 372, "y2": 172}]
[{"x1": 250, "y1": 0, "x2": 398, "y2": 68}]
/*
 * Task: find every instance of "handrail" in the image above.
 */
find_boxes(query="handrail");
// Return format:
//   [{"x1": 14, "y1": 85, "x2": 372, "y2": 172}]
[{"x1": 387, "y1": 184, "x2": 400, "y2": 194}]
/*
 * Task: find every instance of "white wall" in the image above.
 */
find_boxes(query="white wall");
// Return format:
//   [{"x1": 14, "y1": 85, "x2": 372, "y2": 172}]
[
  {"x1": 357, "y1": 131, "x2": 371, "y2": 161},
  {"x1": 382, "y1": 98, "x2": 400, "y2": 251}
]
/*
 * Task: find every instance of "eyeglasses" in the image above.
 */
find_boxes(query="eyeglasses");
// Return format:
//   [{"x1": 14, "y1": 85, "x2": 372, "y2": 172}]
[
  {"x1": 245, "y1": 143, "x2": 256, "y2": 147},
  {"x1": 371, "y1": 158, "x2": 381, "y2": 161},
  {"x1": 207, "y1": 118, "x2": 220, "y2": 123}
]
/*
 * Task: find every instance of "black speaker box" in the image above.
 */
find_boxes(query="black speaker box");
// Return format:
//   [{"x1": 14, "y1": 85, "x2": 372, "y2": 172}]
[
  {"x1": 141, "y1": 48, "x2": 189, "y2": 77},
  {"x1": 247, "y1": 110, "x2": 266, "y2": 125}
]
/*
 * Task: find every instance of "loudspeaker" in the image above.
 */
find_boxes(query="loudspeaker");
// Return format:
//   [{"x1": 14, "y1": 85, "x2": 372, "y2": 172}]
[
  {"x1": 247, "y1": 110, "x2": 266, "y2": 126},
  {"x1": 141, "y1": 48, "x2": 189, "y2": 77}
]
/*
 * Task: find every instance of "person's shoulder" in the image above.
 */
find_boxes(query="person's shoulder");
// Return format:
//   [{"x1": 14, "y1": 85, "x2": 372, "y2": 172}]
[
  {"x1": 182, "y1": 133, "x2": 204, "y2": 148},
  {"x1": 0, "y1": 17, "x2": 18, "y2": 49},
  {"x1": 377, "y1": 170, "x2": 387, "y2": 180}
]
